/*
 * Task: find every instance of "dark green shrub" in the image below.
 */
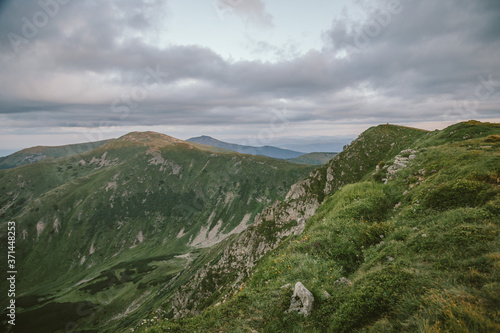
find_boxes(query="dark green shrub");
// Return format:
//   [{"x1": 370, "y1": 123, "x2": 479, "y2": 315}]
[
  {"x1": 419, "y1": 179, "x2": 491, "y2": 210},
  {"x1": 484, "y1": 134, "x2": 500, "y2": 143},
  {"x1": 337, "y1": 195, "x2": 389, "y2": 222},
  {"x1": 359, "y1": 222, "x2": 393, "y2": 248},
  {"x1": 446, "y1": 225, "x2": 496, "y2": 247},
  {"x1": 329, "y1": 267, "x2": 413, "y2": 332}
]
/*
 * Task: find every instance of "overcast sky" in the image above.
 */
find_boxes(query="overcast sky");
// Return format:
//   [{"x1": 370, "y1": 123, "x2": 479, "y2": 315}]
[{"x1": 0, "y1": 0, "x2": 499, "y2": 155}]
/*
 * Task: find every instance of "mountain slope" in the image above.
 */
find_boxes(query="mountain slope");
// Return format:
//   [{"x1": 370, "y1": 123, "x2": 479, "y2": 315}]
[
  {"x1": 187, "y1": 135, "x2": 304, "y2": 159},
  {"x1": 149, "y1": 124, "x2": 428, "y2": 320},
  {"x1": 287, "y1": 152, "x2": 337, "y2": 165},
  {"x1": 0, "y1": 139, "x2": 114, "y2": 170},
  {"x1": 0, "y1": 132, "x2": 314, "y2": 333},
  {"x1": 141, "y1": 121, "x2": 500, "y2": 332}
]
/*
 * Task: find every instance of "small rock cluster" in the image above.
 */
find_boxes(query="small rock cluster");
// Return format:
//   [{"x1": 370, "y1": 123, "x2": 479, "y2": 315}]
[
  {"x1": 383, "y1": 149, "x2": 417, "y2": 183},
  {"x1": 334, "y1": 277, "x2": 352, "y2": 286}
]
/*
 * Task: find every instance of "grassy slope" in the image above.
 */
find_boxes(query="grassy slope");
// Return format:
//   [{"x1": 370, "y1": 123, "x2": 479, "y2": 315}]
[
  {"x1": 288, "y1": 152, "x2": 338, "y2": 165},
  {"x1": 143, "y1": 121, "x2": 500, "y2": 332},
  {"x1": 151, "y1": 124, "x2": 428, "y2": 322},
  {"x1": 0, "y1": 133, "x2": 314, "y2": 333}
]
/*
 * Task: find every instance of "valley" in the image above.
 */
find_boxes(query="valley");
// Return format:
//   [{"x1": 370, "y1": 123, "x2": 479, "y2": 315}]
[
  {"x1": 0, "y1": 121, "x2": 499, "y2": 332},
  {"x1": 0, "y1": 132, "x2": 314, "y2": 332}
]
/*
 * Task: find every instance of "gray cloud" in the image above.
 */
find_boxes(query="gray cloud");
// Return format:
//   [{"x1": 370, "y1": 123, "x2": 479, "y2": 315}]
[
  {"x1": 0, "y1": 0, "x2": 498, "y2": 137},
  {"x1": 325, "y1": 0, "x2": 500, "y2": 98},
  {"x1": 216, "y1": 0, "x2": 273, "y2": 27}
]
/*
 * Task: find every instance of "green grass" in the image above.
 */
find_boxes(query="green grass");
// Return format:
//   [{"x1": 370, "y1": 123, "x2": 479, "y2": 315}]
[
  {"x1": 2, "y1": 122, "x2": 498, "y2": 332},
  {"x1": 141, "y1": 121, "x2": 500, "y2": 332},
  {"x1": 0, "y1": 133, "x2": 314, "y2": 332},
  {"x1": 288, "y1": 152, "x2": 338, "y2": 165}
]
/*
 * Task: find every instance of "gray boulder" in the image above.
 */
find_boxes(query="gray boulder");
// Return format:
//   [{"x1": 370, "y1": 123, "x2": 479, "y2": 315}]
[{"x1": 286, "y1": 282, "x2": 314, "y2": 316}]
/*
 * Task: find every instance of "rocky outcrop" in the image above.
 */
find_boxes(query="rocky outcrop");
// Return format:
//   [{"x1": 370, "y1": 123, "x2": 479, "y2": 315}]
[
  {"x1": 171, "y1": 177, "x2": 321, "y2": 318},
  {"x1": 286, "y1": 282, "x2": 314, "y2": 316},
  {"x1": 383, "y1": 149, "x2": 417, "y2": 183}
]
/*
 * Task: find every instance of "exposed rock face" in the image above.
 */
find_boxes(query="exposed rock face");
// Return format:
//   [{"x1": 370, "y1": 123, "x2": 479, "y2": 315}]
[
  {"x1": 171, "y1": 179, "x2": 321, "y2": 318},
  {"x1": 287, "y1": 282, "x2": 314, "y2": 316},
  {"x1": 169, "y1": 125, "x2": 426, "y2": 319}
]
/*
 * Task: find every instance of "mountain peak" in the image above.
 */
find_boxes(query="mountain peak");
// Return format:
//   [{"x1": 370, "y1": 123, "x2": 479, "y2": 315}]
[
  {"x1": 189, "y1": 135, "x2": 224, "y2": 144},
  {"x1": 187, "y1": 135, "x2": 304, "y2": 159},
  {"x1": 118, "y1": 131, "x2": 184, "y2": 146}
]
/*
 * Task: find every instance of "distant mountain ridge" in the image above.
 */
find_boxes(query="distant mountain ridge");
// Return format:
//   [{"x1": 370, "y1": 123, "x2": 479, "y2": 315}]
[
  {"x1": 187, "y1": 135, "x2": 304, "y2": 159},
  {"x1": 0, "y1": 134, "x2": 336, "y2": 170},
  {"x1": 0, "y1": 139, "x2": 113, "y2": 169}
]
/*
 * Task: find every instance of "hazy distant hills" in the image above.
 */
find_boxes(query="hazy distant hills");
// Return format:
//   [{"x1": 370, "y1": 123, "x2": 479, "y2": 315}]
[
  {"x1": 187, "y1": 135, "x2": 304, "y2": 159},
  {"x1": 188, "y1": 136, "x2": 338, "y2": 165},
  {"x1": 0, "y1": 135, "x2": 338, "y2": 170},
  {"x1": 270, "y1": 136, "x2": 354, "y2": 154}
]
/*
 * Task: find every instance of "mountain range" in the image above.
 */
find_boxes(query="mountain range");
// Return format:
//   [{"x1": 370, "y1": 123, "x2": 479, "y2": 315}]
[
  {"x1": 187, "y1": 135, "x2": 305, "y2": 159},
  {"x1": 0, "y1": 135, "x2": 337, "y2": 170},
  {"x1": 1, "y1": 121, "x2": 499, "y2": 332},
  {"x1": 0, "y1": 131, "x2": 314, "y2": 332},
  {"x1": 187, "y1": 136, "x2": 337, "y2": 165}
]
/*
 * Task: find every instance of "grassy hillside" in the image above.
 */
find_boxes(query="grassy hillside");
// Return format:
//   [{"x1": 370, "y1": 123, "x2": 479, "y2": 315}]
[
  {"x1": 141, "y1": 121, "x2": 500, "y2": 332},
  {"x1": 288, "y1": 152, "x2": 338, "y2": 165},
  {"x1": 0, "y1": 132, "x2": 314, "y2": 333},
  {"x1": 127, "y1": 123, "x2": 427, "y2": 326}
]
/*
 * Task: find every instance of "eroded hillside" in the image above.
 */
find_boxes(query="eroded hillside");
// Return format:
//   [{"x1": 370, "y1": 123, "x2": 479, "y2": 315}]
[
  {"x1": 156, "y1": 124, "x2": 428, "y2": 320},
  {"x1": 141, "y1": 121, "x2": 500, "y2": 332},
  {"x1": 0, "y1": 132, "x2": 314, "y2": 333}
]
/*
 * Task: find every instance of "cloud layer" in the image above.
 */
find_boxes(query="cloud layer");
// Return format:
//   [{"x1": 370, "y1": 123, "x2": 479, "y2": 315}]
[{"x1": 0, "y1": 0, "x2": 498, "y2": 145}]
